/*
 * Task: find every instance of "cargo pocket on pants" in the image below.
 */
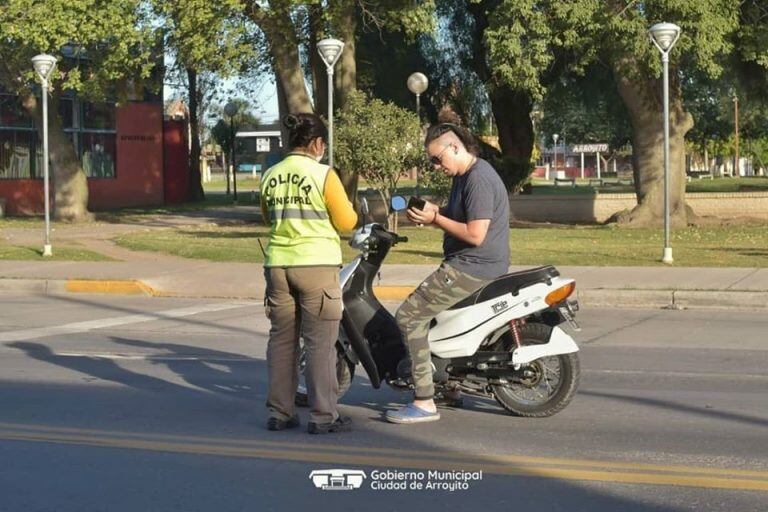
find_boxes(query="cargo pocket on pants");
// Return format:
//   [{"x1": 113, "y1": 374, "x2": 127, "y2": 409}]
[
  {"x1": 264, "y1": 296, "x2": 275, "y2": 319},
  {"x1": 319, "y1": 288, "x2": 342, "y2": 321}
]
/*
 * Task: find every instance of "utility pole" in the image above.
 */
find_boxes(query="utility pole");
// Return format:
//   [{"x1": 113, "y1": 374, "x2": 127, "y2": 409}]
[{"x1": 733, "y1": 95, "x2": 740, "y2": 177}]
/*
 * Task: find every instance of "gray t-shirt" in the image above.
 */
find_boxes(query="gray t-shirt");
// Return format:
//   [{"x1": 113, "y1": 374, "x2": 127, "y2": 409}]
[{"x1": 442, "y1": 158, "x2": 510, "y2": 280}]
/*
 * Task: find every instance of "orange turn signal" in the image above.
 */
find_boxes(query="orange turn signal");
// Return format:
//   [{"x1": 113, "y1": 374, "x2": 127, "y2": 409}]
[{"x1": 545, "y1": 282, "x2": 576, "y2": 306}]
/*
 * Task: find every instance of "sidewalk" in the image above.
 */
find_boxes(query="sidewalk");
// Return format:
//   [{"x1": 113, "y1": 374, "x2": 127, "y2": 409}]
[
  {"x1": 1, "y1": 258, "x2": 767, "y2": 310},
  {"x1": 2, "y1": 209, "x2": 767, "y2": 309}
]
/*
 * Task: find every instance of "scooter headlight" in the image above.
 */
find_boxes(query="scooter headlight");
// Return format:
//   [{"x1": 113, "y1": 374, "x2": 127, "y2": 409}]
[{"x1": 545, "y1": 282, "x2": 576, "y2": 306}]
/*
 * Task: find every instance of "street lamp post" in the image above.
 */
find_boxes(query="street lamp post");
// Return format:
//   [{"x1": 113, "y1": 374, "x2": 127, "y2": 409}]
[
  {"x1": 224, "y1": 101, "x2": 240, "y2": 203},
  {"x1": 552, "y1": 133, "x2": 559, "y2": 181},
  {"x1": 407, "y1": 72, "x2": 429, "y2": 121},
  {"x1": 317, "y1": 38, "x2": 345, "y2": 169},
  {"x1": 31, "y1": 54, "x2": 57, "y2": 258},
  {"x1": 407, "y1": 72, "x2": 428, "y2": 194},
  {"x1": 649, "y1": 22, "x2": 681, "y2": 265}
]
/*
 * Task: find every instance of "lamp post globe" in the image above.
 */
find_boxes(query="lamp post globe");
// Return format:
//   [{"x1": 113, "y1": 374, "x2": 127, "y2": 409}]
[
  {"x1": 649, "y1": 23, "x2": 681, "y2": 53},
  {"x1": 316, "y1": 38, "x2": 345, "y2": 169},
  {"x1": 407, "y1": 72, "x2": 428, "y2": 96},
  {"x1": 32, "y1": 54, "x2": 57, "y2": 83},
  {"x1": 317, "y1": 39, "x2": 345, "y2": 68},
  {"x1": 407, "y1": 72, "x2": 428, "y2": 120},
  {"x1": 224, "y1": 101, "x2": 238, "y2": 118}
]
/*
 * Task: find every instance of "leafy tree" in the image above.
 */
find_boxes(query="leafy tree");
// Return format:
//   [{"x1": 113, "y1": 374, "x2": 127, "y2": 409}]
[
  {"x1": 334, "y1": 91, "x2": 426, "y2": 230},
  {"x1": 243, "y1": 0, "x2": 434, "y2": 198},
  {"x1": 157, "y1": 0, "x2": 258, "y2": 202},
  {"x1": 561, "y1": 1, "x2": 740, "y2": 226},
  {"x1": 0, "y1": 0, "x2": 155, "y2": 220},
  {"x1": 538, "y1": 66, "x2": 632, "y2": 151}
]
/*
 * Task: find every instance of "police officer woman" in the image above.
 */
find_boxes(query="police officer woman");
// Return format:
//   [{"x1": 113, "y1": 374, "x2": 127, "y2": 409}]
[{"x1": 260, "y1": 113, "x2": 357, "y2": 434}]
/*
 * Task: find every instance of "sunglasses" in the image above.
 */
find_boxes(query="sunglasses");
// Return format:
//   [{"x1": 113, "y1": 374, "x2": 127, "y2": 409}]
[{"x1": 429, "y1": 143, "x2": 452, "y2": 166}]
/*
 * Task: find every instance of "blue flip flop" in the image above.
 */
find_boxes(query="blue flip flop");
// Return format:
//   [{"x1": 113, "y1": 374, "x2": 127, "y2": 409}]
[{"x1": 385, "y1": 403, "x2": 441, "y2": 424}]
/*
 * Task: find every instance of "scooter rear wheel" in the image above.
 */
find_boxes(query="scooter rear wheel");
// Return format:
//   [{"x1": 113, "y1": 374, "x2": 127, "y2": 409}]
[
  {"x1": 491, "y1": 322, "x2": 580, "y2": 417},
  {"x1": 295, "y1": 342, "x2": 355, "y2": 407}
]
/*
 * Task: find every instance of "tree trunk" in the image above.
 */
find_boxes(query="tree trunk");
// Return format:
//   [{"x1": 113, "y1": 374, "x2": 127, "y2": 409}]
[
  {"x1": 331, "y1": 1, "x2": 357, "y2": 110},
  {"x1": 186, "y1": 68, "x2": 205, "y2": 202},
  {"x1": 489, "y1": 85, "x2": 534, "y2": 188},
  {"x1": 21, "y1": 91, "x2": 92, "y2": 221},
  {"x1": 465, "y1": 2, "x2": 534, "y2": 192},
  {"x1": 308, "y1": 4, "x2": 328, "y2": 119},
  {"x1": 329, "y1": 1, "x2": 359, "y2": 201},
  {"x1": 258, "y1": 10, "x2": 314, "y2": 114},
  {"x1": 613, "y1": 68, "x2": 694, "y2": 227}
]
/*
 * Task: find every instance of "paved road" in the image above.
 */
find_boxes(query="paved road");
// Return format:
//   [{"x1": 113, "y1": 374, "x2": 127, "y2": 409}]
[{"x1": 0, "y1": 293, "x2": 766, "y2": 511}]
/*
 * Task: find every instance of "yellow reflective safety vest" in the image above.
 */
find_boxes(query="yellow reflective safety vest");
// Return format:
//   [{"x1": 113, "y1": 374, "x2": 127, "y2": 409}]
[{"x1": 260, "y1": 153, "x2": 341, "y2": 267}]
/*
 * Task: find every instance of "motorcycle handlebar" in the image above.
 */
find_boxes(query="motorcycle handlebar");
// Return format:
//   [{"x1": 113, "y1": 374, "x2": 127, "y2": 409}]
[{"x1": 395, "y1": 235, "x2": 409, "y2": 243}]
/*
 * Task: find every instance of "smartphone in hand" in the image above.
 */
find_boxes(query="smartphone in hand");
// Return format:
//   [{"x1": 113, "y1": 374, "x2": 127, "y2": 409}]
[
  {"x1": 407, "y1": 197, "x2": 426, "y2": 211},
  {"x1": 407, "y1": 197, "x2": 427, "y2": 227}
]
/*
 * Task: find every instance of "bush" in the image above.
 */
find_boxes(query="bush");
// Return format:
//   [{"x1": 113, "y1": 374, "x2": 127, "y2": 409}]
[{"x1": 335, "y1": 91, "x2": 428, "y2": 229}]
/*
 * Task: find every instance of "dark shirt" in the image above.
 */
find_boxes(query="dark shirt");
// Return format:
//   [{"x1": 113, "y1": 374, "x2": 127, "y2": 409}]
[{"x1": 442, "y1": 158, "x2": 510, "y2": 280}]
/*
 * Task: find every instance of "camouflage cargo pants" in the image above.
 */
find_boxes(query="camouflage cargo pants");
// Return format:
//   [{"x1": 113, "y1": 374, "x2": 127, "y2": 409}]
[{"x1": 395, "y1": 261, "x2": 490, "y2": 400}]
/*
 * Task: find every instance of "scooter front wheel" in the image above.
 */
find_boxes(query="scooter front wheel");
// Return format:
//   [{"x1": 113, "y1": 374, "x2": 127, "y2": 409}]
[
  {"x1": 491, "y1": 322, "x2": 580, "y2": 417},
  {"x1": 295, "y1": 342, "x2": 355, "y2": 407}
]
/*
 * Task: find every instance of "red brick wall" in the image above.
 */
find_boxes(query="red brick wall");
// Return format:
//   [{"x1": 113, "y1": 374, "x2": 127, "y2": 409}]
[
  {"x1": 163, "y1": 120, "x2": 189, "y2": 203},
  {"x1": 0, "y1": 102, "x2": 165, "y2": 215},
  {"x1": 88, "y1": 102, "x2": 164, "y2": 210}
]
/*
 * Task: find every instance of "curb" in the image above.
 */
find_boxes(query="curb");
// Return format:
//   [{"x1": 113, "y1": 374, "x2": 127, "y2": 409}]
[
  {"x1": 0, "y1": 278, "x2": 157, "y2": 296},
  {"x1": 1, "y1": 277, "x2": 767, "y2": 310},
  {"x1": 372, "y1": 286, "x2": 415, "y2": 301}
]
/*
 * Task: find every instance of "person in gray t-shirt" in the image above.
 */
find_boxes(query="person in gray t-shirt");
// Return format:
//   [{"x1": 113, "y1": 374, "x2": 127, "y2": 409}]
[{"x1": 386, "y1": 123, "x2": 510, "y2": 425}]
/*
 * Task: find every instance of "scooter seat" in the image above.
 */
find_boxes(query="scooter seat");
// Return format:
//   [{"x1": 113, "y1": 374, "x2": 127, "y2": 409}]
[{"x1": 448, "y1": 265, "x2": 559, "y2": 310}]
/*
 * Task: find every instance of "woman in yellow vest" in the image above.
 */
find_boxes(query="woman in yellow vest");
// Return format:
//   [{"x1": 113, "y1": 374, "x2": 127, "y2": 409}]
[{"x1": 260, "y1": 113, "x2": 357, "y2": 434}]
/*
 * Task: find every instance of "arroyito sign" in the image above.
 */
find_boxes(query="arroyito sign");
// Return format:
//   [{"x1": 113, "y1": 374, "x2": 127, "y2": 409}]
[{"x1": 571, "y1": 143, "x2": 609, "y2": 153}]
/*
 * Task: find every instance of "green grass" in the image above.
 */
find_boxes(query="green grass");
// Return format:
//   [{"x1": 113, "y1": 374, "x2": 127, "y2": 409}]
[
  {"x1": 113, "y1": 224, "x2": 768, "y2": 267},
  {"x1": 0, "y1": 243, "x2": 114, "y2": 261},
  {"x1": 203, "y1": 177, "x2": 261, "y2": 192},
  {"x1": 0, "y1": 217, "x2": 104, "y2": 229},
  {"x1": 685, "y1": 177, "x2": 768, "y2": 193},
  {"x1": 530, "y1": 177, "x2": 768, "y2": 196}
]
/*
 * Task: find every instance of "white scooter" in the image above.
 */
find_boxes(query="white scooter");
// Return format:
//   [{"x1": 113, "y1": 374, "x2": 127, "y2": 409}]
[{"x1": 297, "y1": 196, "x2": 581, "y2": 417}]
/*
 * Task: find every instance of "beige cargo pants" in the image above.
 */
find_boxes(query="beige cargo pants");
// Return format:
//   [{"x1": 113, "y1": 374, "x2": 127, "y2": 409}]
[{"x1": 264, "y1": 266, "x2": 343, "y2": 425}]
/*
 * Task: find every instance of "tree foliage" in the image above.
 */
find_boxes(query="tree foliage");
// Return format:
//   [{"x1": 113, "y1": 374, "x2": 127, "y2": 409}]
[
  {"x1": 0, "y1": 0, "x2": 155, "y2": 99},
  {"x1": 0, "y1": 0, "x2": 157, "y2": 221},
  {"x1": 334, "y1": 90, "x2": 427, "y2": 229}
]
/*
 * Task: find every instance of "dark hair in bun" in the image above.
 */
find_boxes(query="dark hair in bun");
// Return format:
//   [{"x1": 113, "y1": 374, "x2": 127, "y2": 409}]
[
  {"x1": 424, "y1": 123, "x2": 479, "y2": 156},
  {"x1": 283, "y1": 113, "x2": 328, "y2": 150}
]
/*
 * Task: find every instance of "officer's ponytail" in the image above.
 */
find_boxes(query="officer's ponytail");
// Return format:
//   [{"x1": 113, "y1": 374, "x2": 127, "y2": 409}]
[{"x1": 283, "y1": 113, "x2": 328, "y2": 150}]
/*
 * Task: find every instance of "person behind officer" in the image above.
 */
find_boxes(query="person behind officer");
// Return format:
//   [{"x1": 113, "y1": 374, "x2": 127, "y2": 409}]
[
  {"x1": 260, "y1": 113, "x2": 357, "y2": 434},
  {"x1": 386, "y1": 123, "x2": 510, "y2": 424}
]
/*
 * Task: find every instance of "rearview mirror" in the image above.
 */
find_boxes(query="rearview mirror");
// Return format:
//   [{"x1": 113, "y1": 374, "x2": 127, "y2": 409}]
[
  {"x1": 360, "y1": 197, "x2": 370, "y2": 216},
  {"x1": 390, "y1": 195, "x2": 407, "y2": 212}
]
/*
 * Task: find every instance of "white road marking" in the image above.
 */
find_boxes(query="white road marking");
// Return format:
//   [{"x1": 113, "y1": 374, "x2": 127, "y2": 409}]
[
  {"x1": 583, "y1": 368, "x2": 768, "y2": 380},
  {"x1": 0, "y1": 302, "x2": 250, "y2": 343},
  {"x1": 55, "y1": 353, "x2": 253, "y2": 362}
]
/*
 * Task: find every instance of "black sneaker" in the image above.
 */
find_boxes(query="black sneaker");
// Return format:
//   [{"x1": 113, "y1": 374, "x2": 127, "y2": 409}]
[
  {"x1": 267, "y1": 415, "x2": 300, "y2": 431},
  {"x1": 308, "y1": 415, "x2": 352, "y2": 434}
]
